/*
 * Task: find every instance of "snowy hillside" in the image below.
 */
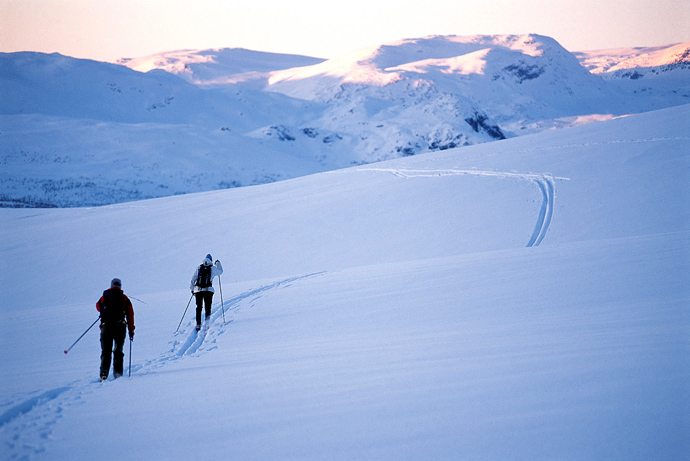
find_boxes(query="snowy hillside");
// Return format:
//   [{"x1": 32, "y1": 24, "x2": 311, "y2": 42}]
[
  {"x1": 2, "y1": 35, "x2": 689, "y2": 207},
  {"x1": 574, "y1": 42, "x2": 690, "y2": 112},
  {"x1": 116, "y1": 48, "x2": 325, "y2": 87},
  {"x1": 266, "y1": 35, "x2": 614, "y2": 132},
  {"x1": 574, "y1": 41, "x2": 690, "y2": 75},
  {"x1": 1, "y1": 103, "x2": 689, "y2": 460},
  {"x1": 0, "y1": 52, "x2": 339, "y2": 207}
]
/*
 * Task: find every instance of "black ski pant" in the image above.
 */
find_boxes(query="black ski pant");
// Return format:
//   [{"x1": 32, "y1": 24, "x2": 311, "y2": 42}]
[
  {"x1": 100, "y1": 321, "x2": 126, "y2": 379},
  {"x1": 195, "y1": 291, "x2": 214, "y2": 326}
]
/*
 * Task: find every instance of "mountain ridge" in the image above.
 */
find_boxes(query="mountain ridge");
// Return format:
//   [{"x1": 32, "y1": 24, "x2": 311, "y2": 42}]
[{"x1": 1, "y1": 34, "x2": 688, "y2": 207}]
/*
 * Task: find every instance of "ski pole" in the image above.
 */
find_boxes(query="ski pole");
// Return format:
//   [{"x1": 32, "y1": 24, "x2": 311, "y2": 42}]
[
  {"x1": 64, "y1": 317, "x2": 100, "y2": 354},
  {"x1": 176, "y1": 293, "x2": 194, "y2": 332},
  {"x1": 219, "y1": 273, "x2": 225, "y2": 323},
  {"x1": 129, "y1": 338, "x2": 132, "y2": 377}
]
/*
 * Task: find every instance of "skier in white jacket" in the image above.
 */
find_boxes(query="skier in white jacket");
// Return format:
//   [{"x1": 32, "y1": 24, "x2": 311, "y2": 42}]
[{"x1": 190, "y1": 254, "x2": 223, "y2": 331}]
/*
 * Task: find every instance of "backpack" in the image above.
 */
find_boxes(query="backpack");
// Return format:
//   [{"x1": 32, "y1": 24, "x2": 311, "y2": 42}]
[
  {"x1": 196, "y1": 264, "x2": 212, "y2": 288},
  {"x1": 100, "y1": 289, "x2": 126, "y2": 323}
]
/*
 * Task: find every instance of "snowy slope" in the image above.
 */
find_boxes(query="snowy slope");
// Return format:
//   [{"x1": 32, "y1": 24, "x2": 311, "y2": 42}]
[
  {"x1": 0, "y1": 52, "x2": 341, "y2": 206},
  {"x1": 263, "y1": 34, "x2": 619, "y2": 158},
  {"x1": 574, "y1": 42, "x2": 690, "y2": 113},
  {"x1": 267, "y1": 35, "x2": 608, "y2": 110},
  {"x1": 117, "y1": 48, "x2": 325, "y2": 87},
  {"x1": 1, "y1": 104, "x2": 688, "y2": 459},
  {"x1": 3, "y1": 35, "x2": 689, "y2": 208},
  {"x1": 574, "y1": 41, "x2": 690, "y2": 75},
  {"x1": 1, "y1": 51, "x2": 244, "y2": 124}
]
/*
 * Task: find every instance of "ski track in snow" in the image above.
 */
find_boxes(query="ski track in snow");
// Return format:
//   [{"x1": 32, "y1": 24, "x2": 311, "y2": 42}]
[
  {"x1": 0, "y1": 272, "x2": 323, "y2": 460},
  {"x1": 527, "y1": 175, "x2": 555, "y2": 247},
  {"x1": 0, "y1": 386, "x2": 77, "y2": 458},
  {"x1": 1, "y1": 166, "x2": 563, "y2": 457},
  {"x1": 155, "y1": 272, "x2": 324, "y2": 365},
  {"x1": 357, "y1": 168, "x2": 566, "y2": 247}
]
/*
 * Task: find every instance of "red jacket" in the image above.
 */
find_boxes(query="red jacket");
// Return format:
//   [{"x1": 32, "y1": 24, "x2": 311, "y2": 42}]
[{"x1": 96, "y1": 288, "x2": 135, "y2": 334}]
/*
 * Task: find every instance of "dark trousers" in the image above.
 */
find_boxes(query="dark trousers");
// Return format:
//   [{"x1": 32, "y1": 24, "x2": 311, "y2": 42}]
[
  {"x1": 100, "y1": 322, "x2": 126, "y2": 379},
  {"x1": 195, "y1": 291, "x2": 213, "y2": 326}
]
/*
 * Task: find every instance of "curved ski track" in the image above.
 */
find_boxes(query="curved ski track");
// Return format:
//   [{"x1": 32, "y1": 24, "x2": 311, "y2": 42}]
[
  {"x1": 2, "y1": 165, "x2": 566, "y2": 456},
  {"x1": 154, "y1": 272, "x2": 324, "y2": 367},
  {"x1": 358, "y1": 168, "x2": 566, "y2": 248},
  {"x1": 0, "y1": 272, "x2": 323, "y2": 459}
]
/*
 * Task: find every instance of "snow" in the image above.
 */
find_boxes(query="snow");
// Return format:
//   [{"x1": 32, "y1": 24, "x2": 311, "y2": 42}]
[
  {"x1": 386, "y1": 48, "x2": 492, "y2": 76},
  {"x1": 572, "y1": 42, "x2": 690, "y2": 118},
  {"x1": 116, "y1": 48, "x2": 325, "y2": 86},
  {"x1": 574, "y1": 42, "x2": 690, "y2": 74},
  {"x1": 3, "y1": 34, "x2": 689, "y2": 208},
  {"x1": 1, "y1": 103, "x2": 689, "y2": 459}
]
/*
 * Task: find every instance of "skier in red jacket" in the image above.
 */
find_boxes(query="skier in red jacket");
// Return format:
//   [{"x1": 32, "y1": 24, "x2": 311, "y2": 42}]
[{"x1": 96, "y1": 278, "x2": 135, "y2": 381}]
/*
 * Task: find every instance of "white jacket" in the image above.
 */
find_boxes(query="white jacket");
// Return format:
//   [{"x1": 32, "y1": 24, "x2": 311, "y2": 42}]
[{"x1": 190, "y1": 258, "x2": 223, "y2": 293}]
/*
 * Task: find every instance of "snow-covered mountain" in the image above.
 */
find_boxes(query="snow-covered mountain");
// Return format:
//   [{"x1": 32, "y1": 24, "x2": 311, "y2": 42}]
[
  {"x1": 1, "y1": 35, "x2": 689, "y2": 207},
  {"x1": 574, "y1": 41, "x2": 690, "y2": 75},
  {"x1": 1, "y1": 104, "x2": 688, "y2": 459},
  {"x1": 265, "y1": 35, "x2": 614, "y2": 133},
  {"x1": 573, "y1": 41, "x2": 690, "y2": 112},
  {"x1": 116, "y1": 48, "x2": 325, "y2": 87},
  {"x1": 0, "y1": 51, "x2": 337, "y2": 206}
]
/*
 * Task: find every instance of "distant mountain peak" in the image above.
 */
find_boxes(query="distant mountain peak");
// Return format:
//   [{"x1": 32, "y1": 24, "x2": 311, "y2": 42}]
[
  {"x1": 117, "y1": 48, "x2": 325, "y2": 85},
  {"x1": 574, "y1": 41, "x2": 690, "y2": 75},
  {"x1": 2, "y1": 34, "x2": 689, "y2": 207}
]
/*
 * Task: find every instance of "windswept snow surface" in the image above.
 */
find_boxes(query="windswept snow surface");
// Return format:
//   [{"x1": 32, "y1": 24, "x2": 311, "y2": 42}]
[{"x1": 1, "y1": 105, "x2": 689, "y2": 459}]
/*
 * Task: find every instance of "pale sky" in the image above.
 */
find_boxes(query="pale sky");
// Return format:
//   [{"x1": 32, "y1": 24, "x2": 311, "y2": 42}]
[{"x1": 1, "y1": 0, "x2": 689, "y2": 62}]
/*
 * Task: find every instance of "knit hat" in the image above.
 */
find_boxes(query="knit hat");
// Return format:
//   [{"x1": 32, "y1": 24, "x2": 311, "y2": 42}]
[
  {"x1": 111, "y1": 278, "x2": 122, "y2": 288},
  {"x1": 206, "y1": 254, "x2": 213, "y2": 261}
]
